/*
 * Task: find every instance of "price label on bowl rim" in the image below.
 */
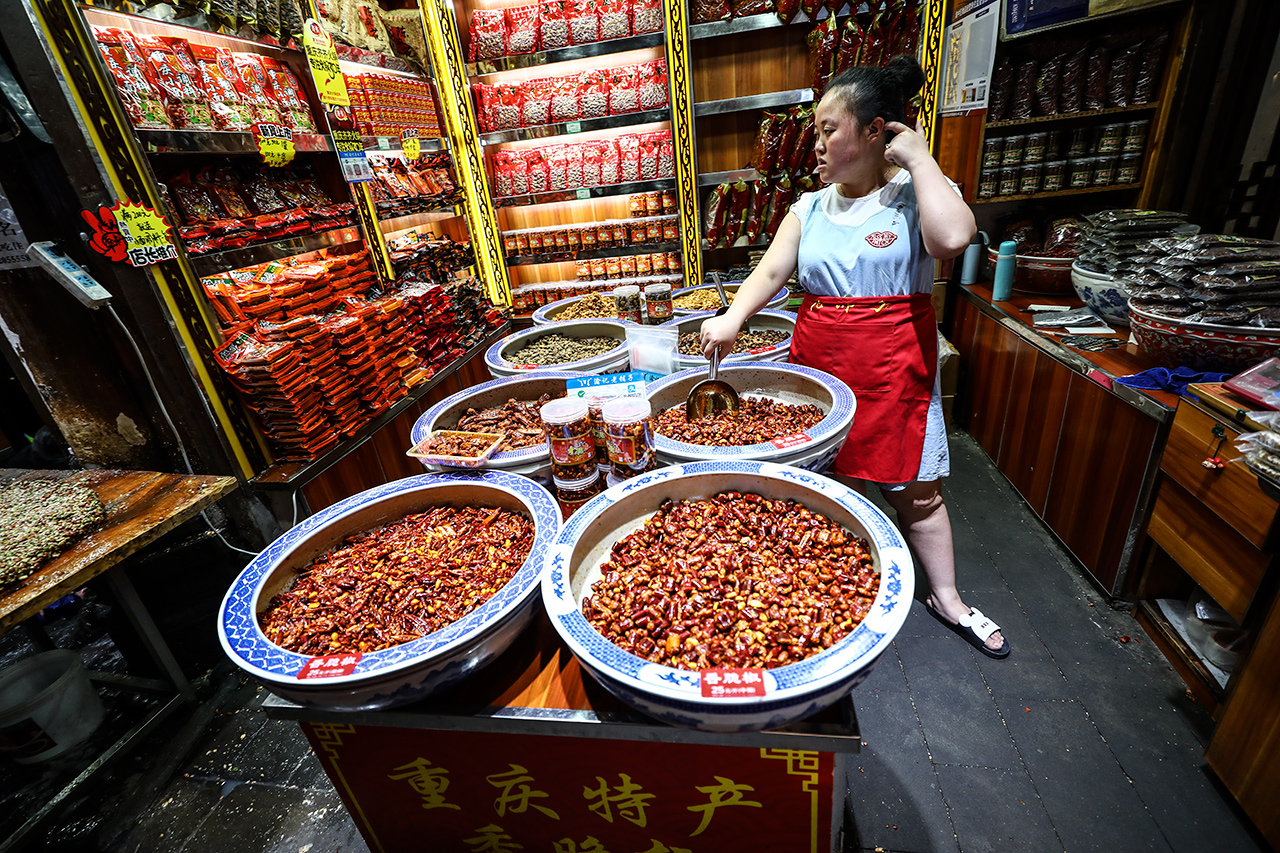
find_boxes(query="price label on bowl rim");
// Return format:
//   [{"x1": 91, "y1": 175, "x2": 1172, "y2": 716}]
[
  {"x1": 700, "y1": 667, "x2": 768, "y2": 698},
  {"x1": 770, "y1": 433, "x2": 812, "y2": 449},
  {"x1": 297, "y1": 653, "x2": 362, "y2": 679}
]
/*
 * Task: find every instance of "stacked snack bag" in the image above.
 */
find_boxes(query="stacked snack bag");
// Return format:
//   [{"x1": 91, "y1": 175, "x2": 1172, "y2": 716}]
[
  {"x1": 346, "y1": 71, "x2": 441, "y2": 137},
  {"x1": 468, "y1": 0, "x2": 664, "y2": 61},
  {"x1": 490, "y1": 131, "x2": 675, "y2": 197},
  {"x1": 473, "y1": 61, "x2": 668, "y2": 132}
]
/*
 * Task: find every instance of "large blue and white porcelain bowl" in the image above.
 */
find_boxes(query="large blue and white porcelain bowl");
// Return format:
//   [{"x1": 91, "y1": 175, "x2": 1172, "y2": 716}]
[
  {"x1": 485, "y1": 320, "x2": 629, "y2": 379},
  {"x1": 671, "y1": 281, "x2": 789, "y2": 315},
  {"x1": 1071, "y1": 261, "x2": 1131, "y2": 327},
  {"x1": 660, "y1": 309, "x2": 795, "y2": 368},
  {"x1": 644, "y1": 362, "x2": 855, "y2": 472},
  {"x1": 218, "y1": 471, "x2": 560, "y2": 711},
  {"x1": 532, "y1": 294, "x2": 640, "y2": 326},
  {"x1": 542, "y1": 461, "x2": 913, "y2": 732},
  {"x1": 412, "y1": 370, "x2": 583, "y2": 483}
]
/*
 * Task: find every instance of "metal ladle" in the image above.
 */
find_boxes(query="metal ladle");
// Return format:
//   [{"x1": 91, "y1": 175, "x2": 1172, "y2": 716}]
[{"x1": 685, "y1": 273, "x2": 741, "y2": 420}]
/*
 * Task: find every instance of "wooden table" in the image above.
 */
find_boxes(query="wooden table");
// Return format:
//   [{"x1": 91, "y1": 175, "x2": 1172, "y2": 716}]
[{"x1": 0, "y1": 468, "x2": 237, "y2": 853}]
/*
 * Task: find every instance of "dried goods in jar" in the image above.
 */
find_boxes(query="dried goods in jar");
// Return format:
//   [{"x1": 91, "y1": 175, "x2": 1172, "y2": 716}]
[
  {"x1": 259, "y1": 506, "x2": 535, "y2": 655},
  {"x1": 652, "y1": 396, "x2": 823, "y2": 445},
  {"x1": 581, "y1": 492, "x2": 878, "y2": 670}
]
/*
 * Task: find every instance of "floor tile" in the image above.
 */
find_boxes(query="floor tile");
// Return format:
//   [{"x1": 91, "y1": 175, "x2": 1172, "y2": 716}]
[
  {"x1": 184, "y1": 707, "x2": 271, "y2": 780},
  {"x1": 114, "y1": 774, "x2": 222, "y2": 852},
  {"x1": 934, "y1": 764, "x2": 1062, "y2": 853},
  {"x1": 179, "y1": 782, "x2": 369, "y2": 853}
]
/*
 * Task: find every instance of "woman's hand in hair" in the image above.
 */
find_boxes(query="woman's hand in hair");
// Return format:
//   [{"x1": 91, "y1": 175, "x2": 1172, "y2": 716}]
[{"x1": 883, "y1": 120, "x2": 931, "y2": 172}]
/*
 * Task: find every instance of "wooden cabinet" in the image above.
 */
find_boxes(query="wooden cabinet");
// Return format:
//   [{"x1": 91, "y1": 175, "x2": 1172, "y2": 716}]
[{"x1": 950, "y1": 289, "x2": 1167, "y2": 595}]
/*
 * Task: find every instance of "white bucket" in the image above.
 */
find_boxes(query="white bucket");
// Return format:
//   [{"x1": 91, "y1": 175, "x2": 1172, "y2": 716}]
[{"x1": 0, "y1": 650, "x2": 105, "y2": 763}]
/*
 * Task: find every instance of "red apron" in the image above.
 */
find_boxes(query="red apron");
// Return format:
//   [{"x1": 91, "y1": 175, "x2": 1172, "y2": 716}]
[{"x1": 789, "y1": 292, "x2": 937, "y2": 483}]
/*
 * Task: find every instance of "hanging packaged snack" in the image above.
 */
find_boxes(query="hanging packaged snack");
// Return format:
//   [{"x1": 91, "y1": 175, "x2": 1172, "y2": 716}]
[
  {"x1": 893, "y1": 0, "x2": 921, "y2": 56},
  {"x1": 1059, "y1": 47, "x2": 1087, "y2": 114},
  {"x1": 279, "y1": 0, "x2": 305, "y2": 41},
  {"x1": 93, "y1": 28, "x2": 172, "y2": 130},
  {"x1": 859, "y1": 10, "x2": 891, "y2": 70},
  {"x1": 773, "y1": 107, "x2": 803, "y2": 172},
  {"x1": 834, "y1": 17, "x2": 864, "y2": 73},
  {"x1": 1084, "y1": 45, "x2": 1111, "y2": 111},
  {"x1": 775, "y1": 0, "x2": 800, "y2": 24},
  {"x1": 545, "y1": 146, "x2": 568, "y2": 190},
  {"x1": 1035, "y1": 53, "x2": 1063, "y2": 116},
  {"x1": 987, "y1": 56, "x2": 1014, "y2": 121},
  {"x1": 539, "y1": 0, "x2": 570, "y2": 50},
  {"x1": 210, "y1": 0, "x2": 238, "y2": 30},
  {"x1": 261, "y1": 58, "x2": 316, "y2": 131},
  {"x1": 787, "y1": 109, "x2": 814, "y2": 174},
  {"x1": 1107, "y1": 42, "x2": 1140, "y2": 108},
  {"x1": 797, "y1": 0, "x2": 821, "y2": 21},
  {"x1": 608, "y1": 66, "x2": 639, "y2": 115},
  {"x1": 618, "y1": 134, "x2": 642, "y2": 182},
  {"x1": 505, "y1": 5, "x2": 539, "y2": 54},
  {"x1": 807, "y1": 15, "x2": 839, "y2": 97},
  {"x1": 600, "y1": 0, "x2": 632, "y2": 40},
  {"x1": 256, "y1": 0, "x2": 280, "y2": 38},
  {"x1": 565, "y1": 144, "x2": 584, "y2": 187},
  {"x1": 732, "y1": 0, "x2": 773, "y2": 16},
  {"x1": 568, "y1": 0, "x2": 600, "y2": 44},
  {"x1": 633, "y1": 0, "x2": 663, "y2": 34},
  {"x1": 1009, "y1": 58, "x2": 1037, "y2": 120},
  {"x1": 661, "y1": 189, "x2": 677, "y2": 214},
  {"x1": 551, "y1": 76, "x2": 579, "y2": 122},
  {"x1": 762, "y1": 174, "x2": 793, "y2": 240},
  {"x1": 751, "y1": 111, "x2": 784, "y2": 177},
  {"x1": 638, "y1": 61, "x2": 668, "y2": 111},
  {"x1": 469, "y1": 10, "x2": 506, "y2": 61},
  {"x1": 232, "y1": 52, "x2": 287, "y2": 126},
  {"x1": 704, "y1": 182, "x2": 731, "y2": 248},
  {"x1": 1133, "y1": 31, "x2": 1168, "y2": 104},
  {"x1": 692, "y1": 0, "x2": 731, "y2": 24},
  {"x1": 744, "y1": 181, "x2": 771, "y2": 245},
  {"x1": 579, "y1": 69, "x2": 610, "y2": 119},
  {"x1": 719, "y1": 179, "x2": 751, "y2": 249},
  {"x1": 135, "y1": 35, "x2": 214, "y2": 130},
  {"x1": 187, "y1": 45, "x2": 252, "y2": 131}
]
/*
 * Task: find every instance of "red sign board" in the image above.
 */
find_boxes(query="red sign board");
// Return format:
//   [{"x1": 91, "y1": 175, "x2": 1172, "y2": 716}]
[{"x1": 301, "y1": 722, "x2": 833, "y2": 852}]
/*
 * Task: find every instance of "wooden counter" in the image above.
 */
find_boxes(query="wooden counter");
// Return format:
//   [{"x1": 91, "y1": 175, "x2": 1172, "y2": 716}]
[{"x1": 949, "y1": 285, "x2": 1177, "y2": 596}]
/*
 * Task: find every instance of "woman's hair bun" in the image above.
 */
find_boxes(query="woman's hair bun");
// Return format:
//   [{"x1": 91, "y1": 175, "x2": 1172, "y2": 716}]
[{"x1": 886, "y1": 55, "x2": 926, "y2": 98}]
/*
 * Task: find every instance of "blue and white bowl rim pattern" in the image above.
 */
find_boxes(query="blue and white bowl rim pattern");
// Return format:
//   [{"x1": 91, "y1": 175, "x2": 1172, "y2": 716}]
[
  {"x1": 543, "y1": 460, "x2": 911, "y2": 709},
  {"x1": 672, "y1": 282, "x2": 789, "y2": 310},
  {"x1": 485, "y1": 320, "x2": 629, "y2": 372},
  {"x1": 412, "y1": 371, "x2": 583, "y2": 466},
  {"x1": 531, "y1": 295, "x2": 640, "y2": 325},
  {"x1": 645, "y1": 362, "x2": 855, "y2": 458},
  {"x1": 218, "y1": 471, "x2": 559, "y2": 685}
]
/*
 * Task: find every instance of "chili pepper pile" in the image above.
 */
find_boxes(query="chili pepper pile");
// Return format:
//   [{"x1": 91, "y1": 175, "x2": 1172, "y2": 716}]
[
  {"x1": 0, "y1": 482, "x2": 105, "y2": 589},
  {"x1": 456, "y1": 393, "x2": 558, "y2": 451},
  {"x1": 582, "y1": 492, "x2": 878, "y2": 669},
  {"x1": 260, "y1": 506, "x2": 535, "y2": 655},
  {"x1": 651, "y1": 397, "x2": 824, "y2": 446}
]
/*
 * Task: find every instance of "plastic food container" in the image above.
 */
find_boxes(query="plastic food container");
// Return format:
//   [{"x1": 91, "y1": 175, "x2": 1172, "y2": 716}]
[
  {"x1": 1041, "y1": 160, "x2": 1066, "y2": 192},
  {"x1": 603, "y1": 397, "x2": 654, "y2": 480},
  {"x1": 553, "y1": 469, "x2": 603, "y2": 520},
  {"x1": 540, "y1": 397, "x2": 594, "y2": 469},
  {"x1": 0, "y1": 650, "x2": 105, "y2": 763},
  {"x1": 406, "y1": 430, "x2": 505, "y2": 468},
  {"x1": 1001, "y1": 134, "x2": 1025, "y2": 166}
]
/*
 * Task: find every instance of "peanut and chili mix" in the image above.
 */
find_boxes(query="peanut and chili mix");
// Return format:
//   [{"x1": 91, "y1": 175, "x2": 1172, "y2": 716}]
[
  {"x1": 651, "y1": 396, "x2": 824, "y2": 446},
  {"x1": 582, "y1": 492, "x2": 878, "y2": 670},
  {"x1": 260, "y1": 506, "x2": 534, "y2": 656}
]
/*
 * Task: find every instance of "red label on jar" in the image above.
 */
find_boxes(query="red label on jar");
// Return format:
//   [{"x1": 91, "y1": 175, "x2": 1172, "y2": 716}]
[
  {"x1": 606, "y1": 432, "x2": 638, "y2": 464},
  {"x1": 297, "y1": 653, "x2": 362, "y2": 679},
  {"x1": 746, "y1": 345, "x2": 777, "y2": 355},
  {"x1": 618, "y1": 310, "x2": 642, "y2": 324},
  {"x1": 548, "y1": 434, "x2": 593, "y2": 465},
  {"x1": 647, "y1": 301, "x2": 672, "y2": 318},
  {"x1": 700, "y1": 668, "x2": 767, "y2": 698},
  {"x1": 770, "y1": 433, "x2": 812, "y2": 449}
]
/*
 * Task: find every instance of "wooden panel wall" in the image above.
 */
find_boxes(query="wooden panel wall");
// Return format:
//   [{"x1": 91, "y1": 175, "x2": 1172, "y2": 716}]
[
  {"x1": 961, "y1": 309, "x2": 1018, "y2": 461},
  {"x1": 997, "y1": 345, "x2": 1070, "y2": 516},
  {"x1": 935, "y1": 112, "x2": 985, "y2": 200}
]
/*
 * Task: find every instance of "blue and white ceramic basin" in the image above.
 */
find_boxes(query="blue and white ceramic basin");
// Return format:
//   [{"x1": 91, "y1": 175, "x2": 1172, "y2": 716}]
[
  {"x1": 485, "y1": 320, "x2": 630, "y2": 379},
  {"x1": 218, "y1": 471, "x2": 560, "y2": 711},
  {"x1": 671, "y1": 281, "x2": 790, "y2": 315},
  {"x1": 542, "y1": 461, "x2": 912, "y2": 732},
  {"x1": 1071, "y1": 261, "x2": 1131, "y2": 327},
  {"x1": 644, "y1": 362, "x2": 855, "y2": 472},
  {"x1": 660, "y1": 309, "x2": 796, "y2": 368}
]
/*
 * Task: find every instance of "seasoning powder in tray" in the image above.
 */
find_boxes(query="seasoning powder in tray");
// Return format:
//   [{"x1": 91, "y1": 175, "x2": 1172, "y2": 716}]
[{"x1": 407, "y1": 430, "x2": 505, "y2": 468}]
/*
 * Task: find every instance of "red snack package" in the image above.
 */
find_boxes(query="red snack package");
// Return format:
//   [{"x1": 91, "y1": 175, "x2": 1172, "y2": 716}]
[
  {"x1": 261, "y1": 58, "x2": 317, "y2": 132},
  {"x1": 807, "y1": 15, "x2": 839, "y2": 97},
  {"x1": 763, "y1": 174, "x2": 794, "y2": 240},
  {"x1": 134, "y1": 34, "x2": 214, "y2": 130},
  {"x1": 93, "y1": 27, "x2": 171, "y2": 129},
  {"x1": 638, "y1": 61, "x2": 668, "y2": 111},
  {"x1": 568, "y1": 0, "x2": 599, "y2": 45},
  {"x1": 505, "y1": 5, "x2": 539, "y2": 54},
  {"x1": 579, "y1": 69, "x2": 610, "y2": 119},
  {"x1": 539, "y1": 0, "x2": 570, "y2": 50},
  {"x1": 608, "y1": 66, "x2": 639, "y2": 115},
  {"x1": 169, "y1": 174, "x2": 225, "y2": 224},
  {"x1": 470, "y1": 10, "x2": 507, "y2": 60},
  {"x1": 798, "y1": 0, "x2": 822, "y2": 21},
  {"x1": 733, "y1": 0, "x2": 773, "y2": 16},
  {"x1": 525, "y1": 149, "x2": 549, "y2": 193},
  {"x1": 1107, "y1": 43, "x2": 1140, "y2": 108},
  {"x1": 1133, "y1": 31, "x2": 1169, "y2": 104},
  {"x1": 788, "y1": 111, "x2": 814, "y2": 174},
  {"x1": 187, "y1": 44, "x2": 252, "y2": 131},
  {"x1": 775, "y1": 0, "x2": 800, "y2": 24},
  {"x1": 692, "y1": 0, "x2": 731, "y2": 23},
  {"x1": 599, "y1": 0, "x2": 632, "y2": 40},
  {"x1": 232, "y1": 52, "x2": 287, "y2": 126},
  {"x1": 834, "y1": 17, "x2": 864, "y2": 72},
  {"x1": 720, "y1": 179, "x2": 751, "y2": 248},
  {"x1": 858, "y1": 11, "x2": 890, "y2": 70},
  {"x1": 752, "y1": 111, "x2": 785, "y2": 176},
  {"x1": 521, "y1": 77, "x2": 552, "y2": 126},
  {"x1": 1084, "y1": 45, "x2": 1111, "y2": 111},
  {"x1": 551, "y1": 76, "x2": 579, "y2": 123},
  {"x1": 744, "y1": 180, "x2": 771, "y2": 244},
  {"x1": 599, "y1": 139, "x2": 621, "y2": 184},
  {"x1": 495, "y1": 83, "x2": 522, "y2": 130},
  {"x1": 633, "y1": 0, "x2": 663, "y2": 34},
  {"x1": 617, "y1": 134, "x2": 641, "y2": 183},
  {"x1": 582, "y1": 141, "x2": 603, "y2": 186},
  {"x1": 638, "y1": 134, "x2": 659, "y2": 180},
  {"x1": 704, "y1": 182, "x2": 731, "y2": 248},
  {"x1": 773, "y1": 106, "x2": 803, "y2": 172}
]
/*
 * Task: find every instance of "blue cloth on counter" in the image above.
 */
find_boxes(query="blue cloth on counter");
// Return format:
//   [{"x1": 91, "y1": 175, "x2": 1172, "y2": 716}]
[{"x1": 1114, "y1": 366, "x2": 1232, "y2": 395}]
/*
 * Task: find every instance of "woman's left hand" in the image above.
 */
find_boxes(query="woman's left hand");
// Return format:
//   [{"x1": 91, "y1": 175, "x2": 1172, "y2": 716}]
[{"x1": 884, "y1": 120, "x2": 930, "y2": 171}]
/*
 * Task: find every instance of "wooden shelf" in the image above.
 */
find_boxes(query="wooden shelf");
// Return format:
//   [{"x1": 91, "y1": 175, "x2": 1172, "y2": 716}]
[
  {"x1": 479, "y1": 109, "x2": 670, "y2": 146},
  {"x1": 135, "y1": 129, "x2": 330, "y2": 155},
  {"x1": 973, "y1": 183, "x2": 1139, "y2": 205},
  {"x1": 985, "y1": 103, "x2": 1158, "y2": 130},
  {"x1": 466, "y1": 32, "x2": 665, "y2": 76},
  {"x1": 379, "y1": 207, "x2": 464, "y2": 232}
]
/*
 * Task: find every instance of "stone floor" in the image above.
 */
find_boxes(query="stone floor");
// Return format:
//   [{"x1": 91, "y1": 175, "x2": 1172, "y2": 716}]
[{"x1": 2, "y1": 430, "x2": 1270, "y2": 852}]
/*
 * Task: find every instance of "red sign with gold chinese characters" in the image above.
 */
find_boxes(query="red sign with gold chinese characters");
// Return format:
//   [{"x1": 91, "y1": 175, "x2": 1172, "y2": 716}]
[{"x1": 301, "y1": 723, "x2": 834, "y2": 852}]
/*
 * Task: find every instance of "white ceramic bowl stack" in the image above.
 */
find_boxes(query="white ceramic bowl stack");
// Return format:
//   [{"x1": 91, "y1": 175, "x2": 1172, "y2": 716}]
[
  {"x1": 411, "y1": 370, "x2": 583, "y2": 483},
  {"x1": 541, "y1": 460, "x2": 914, "y2": 731},
  {"x1": 644, "y1": 362, "x2": 855, "y2": 473},
  {"x1": 485, "y1": 320, "x2": 630, "y2": 379},
  {"x1": 218, "y1": 472, "x2": 560, "y2": 711},
  {"x1": 670, "y1": 281, "x2": 790, "y2": 315},
  {"x1": 660, "y1": 309, "x2": 796, "y2": 368}
]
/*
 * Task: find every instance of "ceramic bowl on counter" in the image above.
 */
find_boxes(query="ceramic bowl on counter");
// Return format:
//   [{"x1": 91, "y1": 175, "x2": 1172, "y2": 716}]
[
  {"x1": 671, "y1": 282, "x2": 790, "y2": 315},
  {"x1": 644, "y1": 362, "x2": 855, "y2": 472},
  {"x1": 485, "y1": 320, "x2": 630, "y2": 379},
  {"x1": 1129, "y1": 303, "x2": 1280, "y2": 373},
  {"x1": 659, "y1": 309, "x2": 795, "y2": 369},
  {"x1": 541, "y1": 460, "x2": 913, "y2": 732},
  {"x1": 1071, "y1": 261, "x2": 1131, "y2": 326},
  {"x1": 532, "y1": 294, "x2": 637, "y2": 326},
  {"x1": 412, "y1": 370, "x2": 583, "y2": 483},
  {"x1": 218, "y1": 471, "x2": 560, "y2": 711},
  {"x1": 986, "y1": 247, "x2": 1074, "y2": 294}
]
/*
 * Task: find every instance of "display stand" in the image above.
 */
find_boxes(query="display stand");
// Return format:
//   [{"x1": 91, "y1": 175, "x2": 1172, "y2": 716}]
[{"x1": 263, "y1": 618, "x2": 859, "y2": 852}]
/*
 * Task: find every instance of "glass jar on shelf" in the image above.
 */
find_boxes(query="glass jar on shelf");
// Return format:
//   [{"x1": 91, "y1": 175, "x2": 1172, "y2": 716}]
[
  {"x1": 1092, "y1": 155, "x2": 1118, "y2": 186},
  {"x1": 1067, "y1": 157, "x2": 1093, "y2": 189},
  {"x1": 1041, "y1": 160, "x2": 1066, "y2": 192},
  {"x1": 1116, "y1": 153, "x2": 1142, "y2": 184}
]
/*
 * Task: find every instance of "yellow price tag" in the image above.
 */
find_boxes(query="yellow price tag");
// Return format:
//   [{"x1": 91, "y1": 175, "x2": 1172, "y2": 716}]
[
  {"x1": 401, "y1": 128, "x2": 420, "y2": 161},
  {"x1": 301, "y1": 18, "x2": 349, "y2": 107},
  {"x1": 253, "y1": 122, "x2": 296, "y2": 167},
  {"x1": 112, "y1": 201, "x2": 177, "y2": 267}
]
